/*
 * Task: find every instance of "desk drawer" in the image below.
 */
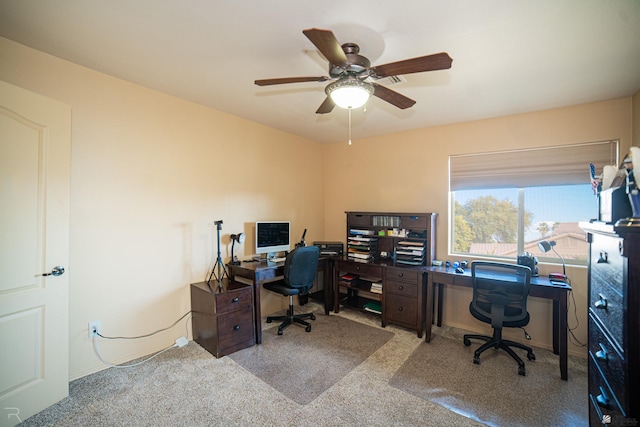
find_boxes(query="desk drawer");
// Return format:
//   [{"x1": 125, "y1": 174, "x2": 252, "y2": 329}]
[
  {"x1": 385, "y1": 293, "x2": 417, "y2": 325},
  {"x1": 588, "y1": 352, "x2": 625, "y2": 424},
  {"x1": 385, "y1": 267, "x2": 420, "y2": 285},
  {"x1": 588, "y1": 314, "x2": 624, "y2": 406},
  {"x1": 385, "y1": 280, "x2": 418, "y2": 298},
  {"x1": 590, "y1": 233, "x2": 625, "y2": 350},
  {"x1": 217, "y1": 305, "x2": 255, "y2": 351},
  {"x1": 215, "y1": 286, "x2": 253, "y2": 314},
  {"x1": 337, "y1": 261, "x2": 383, "y2": 279}
]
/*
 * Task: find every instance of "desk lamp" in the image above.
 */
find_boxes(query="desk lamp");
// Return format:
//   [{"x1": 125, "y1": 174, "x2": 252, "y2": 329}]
[
  {"x1": 230, "y1": 232, "x2": 245, "y2": 265},
  {"x1": 538, "y1": 240, "x2": 566, "y2": 282}
]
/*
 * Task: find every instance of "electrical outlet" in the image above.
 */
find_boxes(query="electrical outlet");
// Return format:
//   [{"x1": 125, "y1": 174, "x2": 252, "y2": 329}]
[{"x1": 88, "y1": 320, "x2": 102, "y2": 338}]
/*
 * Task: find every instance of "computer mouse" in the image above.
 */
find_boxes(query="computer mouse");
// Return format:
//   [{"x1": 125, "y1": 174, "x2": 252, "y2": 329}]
[{"x1": 455, "y1": 267, "x2": 465, "y2": 274}]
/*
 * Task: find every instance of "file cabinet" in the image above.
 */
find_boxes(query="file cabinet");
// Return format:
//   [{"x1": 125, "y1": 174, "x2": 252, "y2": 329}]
[{"x1": 191, "y1": 280, "x2": 255, "y2": 358}]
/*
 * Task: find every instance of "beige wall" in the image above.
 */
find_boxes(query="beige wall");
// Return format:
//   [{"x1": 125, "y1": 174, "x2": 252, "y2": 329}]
[
  {"x1": 1, "y1": 37, "x2": 325, "y2": 379},
  {"x1": 324, "y1": 97, "x2": 633, "y2": 358},
  {"x1": 2, "y1": 35, "x2": 637, "y2": 379}
]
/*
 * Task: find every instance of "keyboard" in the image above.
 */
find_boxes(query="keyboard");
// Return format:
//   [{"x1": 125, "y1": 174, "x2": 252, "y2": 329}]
[{"x1": 269, "y1": 257, "x2": 286, "y2": 263}]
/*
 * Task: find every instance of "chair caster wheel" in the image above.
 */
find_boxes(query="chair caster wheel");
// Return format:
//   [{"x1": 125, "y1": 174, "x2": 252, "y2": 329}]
[
  {"x1": 518, "y1": 367, "x2": 526, "y2": 376},
  {"x1": 305, "y1": 325, "x2": 311, "y2": 332},
  {"x1": 473, "y1": 356, "x2": 480, "y2": 365},
  {"x1": 277, "y1": 329, "x2": 283, "y2": 335},
  {"x1": 528, "y1": 353, "x2": 536, "y2": 361},
  {"x1": 463, "y1": 338, "x2": 471, "y2": 346},
  {"x1": 266, "y1": 319, "x2": 272, "y2": 323},
  {"x1": 310, "y1": 314, "x2": 316, "y2": 321}
]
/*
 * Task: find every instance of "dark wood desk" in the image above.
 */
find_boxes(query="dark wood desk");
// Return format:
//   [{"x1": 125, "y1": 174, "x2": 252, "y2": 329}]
[
  {"x1": 227, "y1": 257, "x2": 332, "y2": 344},
  {"x1": 425, "y1": 266, "x2": 572, "y2": 380}
]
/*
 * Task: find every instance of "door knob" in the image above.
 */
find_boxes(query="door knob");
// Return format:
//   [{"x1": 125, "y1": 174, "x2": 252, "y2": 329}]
[{"x1": 43, "y1": 266, "x2": 65, "y2": 277}]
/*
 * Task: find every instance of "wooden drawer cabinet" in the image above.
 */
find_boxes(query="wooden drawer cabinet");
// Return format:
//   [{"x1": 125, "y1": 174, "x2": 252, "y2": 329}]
[
  {"x1": 581, "y1": 220, "x2": 640, "y2": 426},
  {"x1": 191, "y1": 280, "x2": 255, "y2": 358},
  {"x1": 382, "y1": 267, "x2": 425, "y2": 338}
]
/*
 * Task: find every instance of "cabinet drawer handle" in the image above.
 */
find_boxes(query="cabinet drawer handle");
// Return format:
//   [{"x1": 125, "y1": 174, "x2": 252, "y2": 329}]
[
  {"x1": 398, "y1": 307, "x2": 403, "y2": 311},
  {"x1": 597, "y1": 251, "x2": 608, "y2": 263},
  {"x1": 398, "y1": 273, "x2": 404, "y2": 278},
  {"x1": 594, "y1": 294, "x2": 608, "y2": 310},
  {"x1": 596, "y1": 387, "x2": 611, "y2": 409},
  {"x1": 398, "y1": 285, "x2": 404, "y2": 290},
  {"x1": 595, "y1": 343, "x2": 608, "y2": 362},
  {"x1": 232, "y1": 297, "x2": 239, "y2": 303},
  {"x1": 234, "y1": 325, "x2": 240, "y2": 331}
]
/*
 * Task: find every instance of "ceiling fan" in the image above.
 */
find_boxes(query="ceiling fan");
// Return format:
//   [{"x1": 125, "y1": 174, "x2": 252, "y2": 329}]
[{"x1": 255, "y1": 28, "x2": 453, "y2": 114}]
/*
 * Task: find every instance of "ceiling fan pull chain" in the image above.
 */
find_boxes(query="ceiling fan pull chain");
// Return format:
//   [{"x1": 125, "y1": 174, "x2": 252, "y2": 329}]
[{"x1": 348, "y1": 108, "x2": 352, "y2": 145}]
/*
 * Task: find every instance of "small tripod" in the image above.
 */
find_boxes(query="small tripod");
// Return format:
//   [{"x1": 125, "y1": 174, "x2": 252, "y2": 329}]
[{"x1": 207, "y1": 219, "x2": 229, "y2": 290}]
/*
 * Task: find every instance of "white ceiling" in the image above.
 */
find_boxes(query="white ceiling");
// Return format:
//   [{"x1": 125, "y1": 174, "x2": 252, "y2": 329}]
[{"x1": 1, "y1": 0, "x2": 639, "y2": 144}]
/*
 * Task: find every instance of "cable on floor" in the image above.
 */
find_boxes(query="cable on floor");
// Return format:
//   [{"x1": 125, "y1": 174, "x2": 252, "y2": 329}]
[{"x1": 92, "y1": 311, "x2": 192, "y2": 368}]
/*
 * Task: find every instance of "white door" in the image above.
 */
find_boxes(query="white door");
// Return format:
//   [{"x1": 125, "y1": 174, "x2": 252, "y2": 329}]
[{"x1": 0, "y1": 81, "x2": 71, "y2": 427}]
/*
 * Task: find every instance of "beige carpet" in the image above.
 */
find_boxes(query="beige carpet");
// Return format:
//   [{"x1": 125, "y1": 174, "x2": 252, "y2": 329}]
[
  {"x1": 229, "y1": 310, "x2": 394, "y2": 404},
  {"x1": 18, "y1": 302, "x2": 586, "y2": 426},
  {"x1": 389, "y1": 333, "x2": 588, "y2": 427}
]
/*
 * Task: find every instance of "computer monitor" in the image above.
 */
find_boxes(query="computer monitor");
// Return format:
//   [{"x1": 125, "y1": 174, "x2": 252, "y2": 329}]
[{"x1": 255, "y1": 221, "x2": 290, "y2": 258}]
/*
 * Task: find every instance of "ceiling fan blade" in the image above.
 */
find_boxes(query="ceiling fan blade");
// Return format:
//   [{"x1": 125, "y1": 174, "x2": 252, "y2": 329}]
[
  {"x1": 255, "y1": 76, "x2": 330, "y2": 86},
  {"x1": 303, "y1": 28, "x2": 348, "y2": 66},
  {"x1": 315, "y1": 96, "x2": 335, "y2": 114},
  {"x1": 372, "y1": 83, "x2": 416, "y2": 109},
  {"x1": 371, "y1": 52, "x2": 453, "y2": 78}
]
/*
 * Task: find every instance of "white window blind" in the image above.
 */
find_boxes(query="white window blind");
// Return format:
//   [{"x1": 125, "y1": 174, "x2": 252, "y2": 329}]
[{"x1": 449, "y1": 140, "x2": 618, "y2": 191}]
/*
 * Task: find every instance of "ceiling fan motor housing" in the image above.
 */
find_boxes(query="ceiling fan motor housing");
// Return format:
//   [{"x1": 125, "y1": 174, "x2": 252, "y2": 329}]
[{"x1": 329, "y1": 43, "x2": 371, "y2": 78}]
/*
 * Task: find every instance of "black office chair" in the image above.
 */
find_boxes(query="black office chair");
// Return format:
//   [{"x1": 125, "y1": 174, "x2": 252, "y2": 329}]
[
  {"x1": 264, "y1": 245, "x2": 320, "y2": 335},
  {"x1": 463, "y1": 261, "x2": 535, "y2": 376}
]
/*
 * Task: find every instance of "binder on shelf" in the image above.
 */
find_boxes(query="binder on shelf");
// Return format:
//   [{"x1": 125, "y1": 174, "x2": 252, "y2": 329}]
[
  {"x1": 350, "y1": 228, "x2": 375, "y2": 236},
  {"x1": 340, "y1": 273, "x2": 359, "y2": 287},
  {"x1": 363, "y1": 301, "x2": 382, "y2": 314},
  {"x1": 397, "y1": 240, "x2": 425, "y2": 247},
  {"x1": 348, "y1": 252, "x2": 373, "y2": 260},
  {"x1": 396, "y1": 249, "x2": 424, "y2": 256}
]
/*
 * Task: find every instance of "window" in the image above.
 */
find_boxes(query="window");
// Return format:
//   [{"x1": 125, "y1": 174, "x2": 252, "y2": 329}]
[{"x1": 449, "y1": 141, "x2": 618, "y2": 264}]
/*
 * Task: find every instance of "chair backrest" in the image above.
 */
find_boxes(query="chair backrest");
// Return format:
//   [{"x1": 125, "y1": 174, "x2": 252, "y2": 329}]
[
  {"x1": 471, "y1": 261, "x2": 532, "y2": 326},
  {"x1": 283, "y1": 245, "x2": 320, "y2": 292}
]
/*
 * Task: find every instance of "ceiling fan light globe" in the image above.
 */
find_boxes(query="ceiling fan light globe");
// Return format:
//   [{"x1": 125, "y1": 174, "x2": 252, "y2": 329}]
[{"x1": 326, "y1": 79, "x2": 373, "y2": 109}]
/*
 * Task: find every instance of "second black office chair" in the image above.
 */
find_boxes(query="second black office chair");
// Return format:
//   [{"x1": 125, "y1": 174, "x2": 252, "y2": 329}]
[
  {"x1": 264, "y1": 245, "x2": 320, "y2": 335},
  {"x1": 463, "y1": 261, "x2": 535, "y2": 376}
]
